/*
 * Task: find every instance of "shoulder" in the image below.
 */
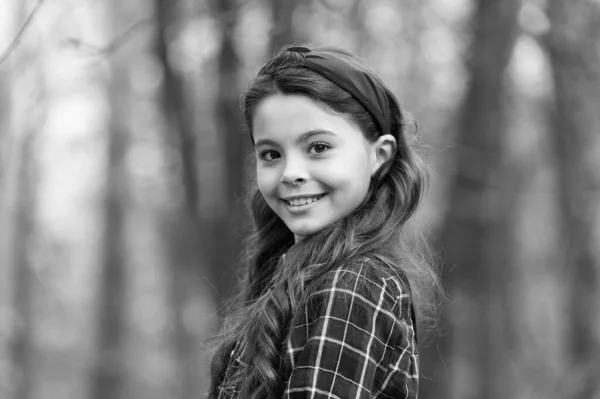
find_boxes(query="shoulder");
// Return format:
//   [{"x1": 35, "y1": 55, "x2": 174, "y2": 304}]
[
  {"x1": 284, "y1": 255, "x2": 419, "y2": 396},
  {"x1": 307, "y1": 255, "x2": 414, "y2": 321}
]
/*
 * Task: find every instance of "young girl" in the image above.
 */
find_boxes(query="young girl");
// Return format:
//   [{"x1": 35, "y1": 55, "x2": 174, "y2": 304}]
[{"x1": 209, "y1": 45, "x2": 440, "y2": 399}]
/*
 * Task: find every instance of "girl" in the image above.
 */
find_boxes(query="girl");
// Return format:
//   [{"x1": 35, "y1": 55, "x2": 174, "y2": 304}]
[{"x1": 209, "y1": 45, "x2": 441, "y2": 399}]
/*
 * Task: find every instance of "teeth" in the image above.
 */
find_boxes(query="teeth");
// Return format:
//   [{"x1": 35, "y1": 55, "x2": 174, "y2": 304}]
[{"x1": 286, "y1": 195, "x2": 324, "y2": 207}]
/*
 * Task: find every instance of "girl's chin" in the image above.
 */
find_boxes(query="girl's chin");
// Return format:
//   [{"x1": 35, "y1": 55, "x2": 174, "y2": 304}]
[{"x1": 287, "y1": 224, "x2": 325, "y2": 239}]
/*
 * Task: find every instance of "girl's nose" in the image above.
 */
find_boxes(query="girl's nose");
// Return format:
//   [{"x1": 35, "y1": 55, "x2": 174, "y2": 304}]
[{"x1": 281, "y1": 157, "x2": 308, "y2": 185}]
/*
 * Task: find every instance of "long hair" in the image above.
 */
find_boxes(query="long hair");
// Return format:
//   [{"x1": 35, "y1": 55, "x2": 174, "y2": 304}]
[{"x1": 209, "y1": 46, "x2": 442, "y2": 399}]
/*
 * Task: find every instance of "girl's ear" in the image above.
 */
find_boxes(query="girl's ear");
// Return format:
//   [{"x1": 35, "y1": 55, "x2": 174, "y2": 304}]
[{"x1": 372, "y1": 134, "x2": 397, "y2": 174}]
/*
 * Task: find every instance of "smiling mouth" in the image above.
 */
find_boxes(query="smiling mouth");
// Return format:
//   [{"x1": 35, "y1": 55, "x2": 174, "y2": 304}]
[{"x1": 283, "y1": 194, "x2": 326, "y2": 207}]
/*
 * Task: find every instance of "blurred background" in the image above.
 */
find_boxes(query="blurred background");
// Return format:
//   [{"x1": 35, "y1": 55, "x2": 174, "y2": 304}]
[{"x1": 1, "y1": 0, "x2": 599, "y2": 398}]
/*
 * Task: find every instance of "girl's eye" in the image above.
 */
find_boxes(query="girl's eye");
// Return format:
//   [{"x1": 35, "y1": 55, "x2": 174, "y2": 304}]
[
  {"x1": 259, "y1": 150, "x2": 280, "y2": 162},
  {"x1": 308, "y1": 142, "x2": 330, "y2": 155}
]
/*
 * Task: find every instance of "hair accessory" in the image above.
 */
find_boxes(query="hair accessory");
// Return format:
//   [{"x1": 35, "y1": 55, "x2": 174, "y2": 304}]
[
  {"x1": 272, "y1": 46, "x2": 395, "y2": 135},
  {"x1": 287, "y1": 46, "x2": 310, "y2": 53}
]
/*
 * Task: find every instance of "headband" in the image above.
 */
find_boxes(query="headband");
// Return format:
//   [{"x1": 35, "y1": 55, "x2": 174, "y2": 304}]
[{"x1": 267, "y1": 46, "x2": 396, "y2": 136}]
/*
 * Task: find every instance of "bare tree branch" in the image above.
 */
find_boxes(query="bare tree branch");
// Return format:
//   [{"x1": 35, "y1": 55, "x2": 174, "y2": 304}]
[
  {"x1": 63, "y1": 0, "x2": 184, "y2": 57},
  {"x1": 64, "y1": 15, "x2": 155, "y2": 56},
  {"x1": 0, "y1": 0, "x2": 45, "y2": 66}
]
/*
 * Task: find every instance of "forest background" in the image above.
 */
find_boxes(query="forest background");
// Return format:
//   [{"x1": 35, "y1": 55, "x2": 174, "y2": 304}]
[{"x1": 1, "y1": 0, "x2": 599, "y2": 398}]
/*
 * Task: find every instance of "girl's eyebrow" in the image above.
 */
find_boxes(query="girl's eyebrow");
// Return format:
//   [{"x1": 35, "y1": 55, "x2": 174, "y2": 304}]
[{"x1": 255, "y1": 129, "x2": 337, "y2": 148}]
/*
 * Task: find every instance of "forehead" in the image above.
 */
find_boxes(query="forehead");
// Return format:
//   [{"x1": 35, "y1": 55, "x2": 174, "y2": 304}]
[{"x1": 252, "y1": 94, "x2": 359, "y2": 142}]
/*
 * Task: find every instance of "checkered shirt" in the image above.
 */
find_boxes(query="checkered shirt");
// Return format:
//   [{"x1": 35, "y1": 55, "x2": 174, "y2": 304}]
[{"x1": 212, "y1": 259, "x2": 419, "y2": 398}]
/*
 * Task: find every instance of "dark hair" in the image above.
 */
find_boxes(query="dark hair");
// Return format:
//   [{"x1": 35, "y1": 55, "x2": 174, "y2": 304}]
[{"x1": 210, "y1": 46, "x2": 442, "y2": 399}]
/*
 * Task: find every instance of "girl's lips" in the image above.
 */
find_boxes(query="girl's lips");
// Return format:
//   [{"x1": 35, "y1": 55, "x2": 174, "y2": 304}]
[{"x1": 281, "y1": 194, "x2": 326, "y2": 211}]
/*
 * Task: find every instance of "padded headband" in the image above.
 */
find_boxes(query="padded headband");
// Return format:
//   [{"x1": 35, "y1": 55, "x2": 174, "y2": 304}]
[{"x1": 264, "y1": 46, "x2": 398, "y2": 136}]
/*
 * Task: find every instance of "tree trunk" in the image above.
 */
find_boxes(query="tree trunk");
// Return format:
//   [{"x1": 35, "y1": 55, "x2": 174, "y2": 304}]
[
  {"x1": 545, "y1": 1, "x2": 600, "y2": 397},
  {"x1": 154, "y1": 1, "x2": 207, "y2": 396},
  {"x1": 270, "y1": 0, "x2": 296, "y2": 53},
  {"x1": 155, "y1": 0, "x2": 202, "y2": 226},
  {"x1": 2, "y1": 2, "x2": 41, "y2": 398},
  {"x1": 426, "y1": 1, "x2": 520, "y2": 398},
  {"x1": 0, "y1": 0, "x2": 15, "y2": 347},
  {"x1": 212, "y1": 0, "x2": 247, "y2": 304},
  {"x1": 90, "y1": 8, "x2": 130, "y2": 398},
  {"x1": 6, "y1": 110, "x2": 37, "y2": 399},
  {"x1": 345, "y1": 0, "x2": 371, "y2": 56}
]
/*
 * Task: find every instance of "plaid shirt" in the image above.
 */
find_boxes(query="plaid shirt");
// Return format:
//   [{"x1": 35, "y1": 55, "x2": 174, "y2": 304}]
[{"x1": 212, "y1": 259, "x2": 419, "y2": 398}]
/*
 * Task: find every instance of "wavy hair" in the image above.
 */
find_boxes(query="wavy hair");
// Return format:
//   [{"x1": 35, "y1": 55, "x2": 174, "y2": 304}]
[{"x1": 209, "y1": 46, "x2": 442, "y2": 399}]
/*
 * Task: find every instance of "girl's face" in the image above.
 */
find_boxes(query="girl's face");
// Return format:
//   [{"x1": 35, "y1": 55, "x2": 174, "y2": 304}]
[{"x1": 253, "y1": 93, "x2": 393, "y2": 242}]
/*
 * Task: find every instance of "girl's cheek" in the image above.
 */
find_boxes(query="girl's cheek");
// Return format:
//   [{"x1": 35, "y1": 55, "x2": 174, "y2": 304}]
[
  {"x1": 256, "y1": 169, "x2": 277, "y2": 193},
  {"x1": 256, "y1": 177, "x2": 268, "y2": 195}
]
